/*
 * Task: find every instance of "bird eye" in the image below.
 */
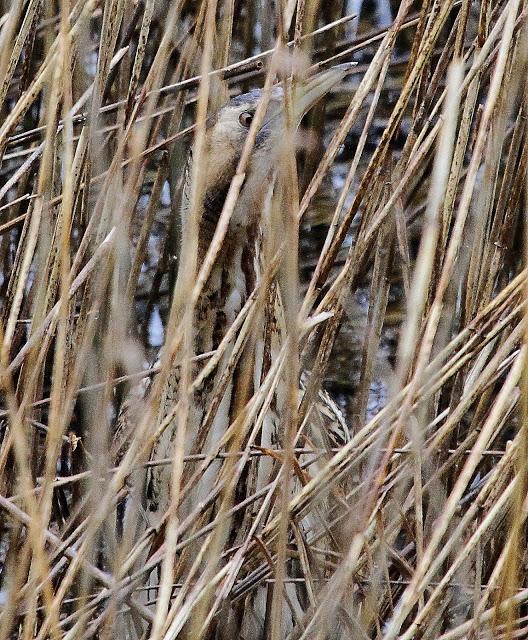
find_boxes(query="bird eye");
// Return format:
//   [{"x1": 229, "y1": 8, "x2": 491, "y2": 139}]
[{"x1": 239, "y1": 111, "x2": 254, "y2": 127}]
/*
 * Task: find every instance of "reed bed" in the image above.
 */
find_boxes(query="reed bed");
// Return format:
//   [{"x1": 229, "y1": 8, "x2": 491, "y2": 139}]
[{"x1": 0, "y1": 1, "x2": 527, "y2": 638}]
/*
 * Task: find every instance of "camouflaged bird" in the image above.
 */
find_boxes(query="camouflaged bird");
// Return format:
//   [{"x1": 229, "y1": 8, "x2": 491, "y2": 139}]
[{"x1": 113, "y1": 64, "x2": 354, "y2": 525}]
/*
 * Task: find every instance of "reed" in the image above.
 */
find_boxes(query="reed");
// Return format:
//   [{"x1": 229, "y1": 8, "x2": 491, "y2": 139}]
[{"x1": 0, "y1": 1, "x2": 527, "y2": 639}]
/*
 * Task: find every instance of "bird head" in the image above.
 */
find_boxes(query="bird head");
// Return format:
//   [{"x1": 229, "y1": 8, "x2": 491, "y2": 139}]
[
  {"x1": 202, "y1": 63, "x2": 355, "y2": 187},
  {"x1": 182, "y1": 62, "x2": 356, "y2": 255}
]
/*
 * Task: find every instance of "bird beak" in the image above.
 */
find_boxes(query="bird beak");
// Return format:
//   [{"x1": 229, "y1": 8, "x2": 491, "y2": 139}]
[{"x1": 292, "y1": 62, "x2": 357, "y2": 121}]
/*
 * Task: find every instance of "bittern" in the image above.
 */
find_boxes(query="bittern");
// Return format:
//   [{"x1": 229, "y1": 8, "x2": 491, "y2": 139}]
[{"x1": 115, "y1": 63, "x2": 354, "y2": 520}]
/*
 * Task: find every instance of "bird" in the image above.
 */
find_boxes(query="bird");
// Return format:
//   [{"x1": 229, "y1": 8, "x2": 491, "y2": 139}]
[
  {"x1": 114, "y1": 62, "x2": 354, "y2": 506},
  {"x1": 111, "y1": 62, "x2": 355, "y2": 637},
  {"x1": 113, "y1": 68, "x2": 355, "y2": 612},
  {"x1": 151, "y1": 63, "x2": 355, "y2": 510}
]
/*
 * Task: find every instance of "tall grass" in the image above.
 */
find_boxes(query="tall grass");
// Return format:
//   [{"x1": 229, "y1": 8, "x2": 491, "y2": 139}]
[{"x1": 0, "y1": 1, "x2": 527, "y2": 638}]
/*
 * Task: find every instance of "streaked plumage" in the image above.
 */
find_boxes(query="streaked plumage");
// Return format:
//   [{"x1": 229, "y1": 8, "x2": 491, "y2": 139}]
[
  {"x1": 113, "y1": 71, "x2": 355, "y2": 608},
  {"x1": 113, "y1": 65, "x2": 353, "y2": 517}
]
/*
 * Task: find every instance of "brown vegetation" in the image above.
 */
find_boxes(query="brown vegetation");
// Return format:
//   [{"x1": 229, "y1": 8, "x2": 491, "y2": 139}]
[{"x1": 0, "y1": 1, "x2": 527, "y2": 639}]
